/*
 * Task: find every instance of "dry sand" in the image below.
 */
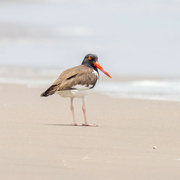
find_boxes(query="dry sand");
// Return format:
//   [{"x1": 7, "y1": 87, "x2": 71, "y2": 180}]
[{"x1": 0, "y1": 84, "x2": 180, "y2": 180}]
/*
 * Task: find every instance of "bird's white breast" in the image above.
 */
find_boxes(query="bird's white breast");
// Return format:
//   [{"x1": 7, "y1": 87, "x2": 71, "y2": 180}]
[
  {"x1": 92, "y1": 70, "x2": 98, "y2": 77},
  {"x1": 57, "y1": 88, "x2": 94, "y2": 98},
  {"x1": 57, "y1": 83, "x2": 94, "y2": 98},
  {"x1": 72, "y1": 84, "x2": 93, "y2": 90}
]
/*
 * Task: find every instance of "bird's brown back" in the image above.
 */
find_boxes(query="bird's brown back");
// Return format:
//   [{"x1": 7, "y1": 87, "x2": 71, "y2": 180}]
[{"x1": 41, "y1": 65, "x2": 98, "y2": 97}]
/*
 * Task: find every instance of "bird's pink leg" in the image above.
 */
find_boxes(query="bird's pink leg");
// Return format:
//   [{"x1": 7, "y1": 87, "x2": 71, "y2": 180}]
[
  {"x1": 82, "y1": 97, "x2": 98, "y2": 127},
  {"x1": 82, "y1": 101, "x2": 88, "y2": 125},
  {"x1": 70, "y1": 98, "x2": 77, "y2": 126}
]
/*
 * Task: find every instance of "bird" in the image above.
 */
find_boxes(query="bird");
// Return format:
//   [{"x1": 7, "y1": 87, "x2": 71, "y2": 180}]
[{"x1": 41, "y1": 54, "x2": 112, "y2": 126}]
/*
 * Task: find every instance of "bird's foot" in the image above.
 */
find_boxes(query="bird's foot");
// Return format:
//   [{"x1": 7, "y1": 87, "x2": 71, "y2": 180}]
[
  {"x1": 71, "y1": 123, "x2": 78, "y2": 126},
  {"x1": 82, "y1": 124, "x2": 98, "y2": 127},
  {"x1": 71, "y1": 123, "x2": 98, "y2": 127}
]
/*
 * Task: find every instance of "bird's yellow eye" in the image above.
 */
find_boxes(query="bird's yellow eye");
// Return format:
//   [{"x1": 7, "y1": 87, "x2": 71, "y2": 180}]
[{"x1": 88, "y1": 56, "x2": 92, "y2": 60}]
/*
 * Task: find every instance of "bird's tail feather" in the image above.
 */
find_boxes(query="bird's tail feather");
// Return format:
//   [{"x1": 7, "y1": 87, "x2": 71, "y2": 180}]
[{"x1": 40, "y1": 85, "x2": 57, "y2": 97}]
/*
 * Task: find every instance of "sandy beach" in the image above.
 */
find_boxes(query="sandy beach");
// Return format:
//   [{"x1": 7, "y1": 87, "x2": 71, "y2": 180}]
[
  {"x1": 0, "y1": 0, "x2": 180, "y2": 179},
  {"x1": 0, "y1": 83, "x2": 180, "y2": 180}
]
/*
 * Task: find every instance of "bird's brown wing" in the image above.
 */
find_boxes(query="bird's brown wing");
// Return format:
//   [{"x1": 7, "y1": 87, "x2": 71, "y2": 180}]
[{"x1": 41, "y1": 65, "x2": 98, "y2": 97}]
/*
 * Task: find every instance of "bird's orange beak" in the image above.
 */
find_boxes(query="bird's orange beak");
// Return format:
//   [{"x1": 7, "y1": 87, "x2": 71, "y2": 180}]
[{"x1": 94, "y1": 61, "x2": 112, "y2": 78}]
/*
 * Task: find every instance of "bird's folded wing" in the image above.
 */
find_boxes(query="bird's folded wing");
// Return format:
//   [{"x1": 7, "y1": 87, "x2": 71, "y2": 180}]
[
  {"x1": 41, "y1": 65, "x2": 98, "y2": 96},
  {"x1": 56, "y1": 65, "x2": 98, "y2": 91}
]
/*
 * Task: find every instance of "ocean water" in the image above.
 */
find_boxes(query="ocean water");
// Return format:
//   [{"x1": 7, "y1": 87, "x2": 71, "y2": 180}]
[{"x1": 1, "y1": 66, "x2": 180, "y2": 102}]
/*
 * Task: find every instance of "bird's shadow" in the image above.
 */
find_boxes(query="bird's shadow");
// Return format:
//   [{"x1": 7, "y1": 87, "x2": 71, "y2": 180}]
[
  {"x1": 45, "y1": 123, "x2": 74, "y2": 127},
  {"x1": 44, "y1": 123, "x2": 98, "y2": 127}
]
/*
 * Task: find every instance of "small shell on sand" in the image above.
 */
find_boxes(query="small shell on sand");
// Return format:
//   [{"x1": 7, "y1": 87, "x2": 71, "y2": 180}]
[{"x1": 153, "y1": 146, "x2": 157, "y2": 149}]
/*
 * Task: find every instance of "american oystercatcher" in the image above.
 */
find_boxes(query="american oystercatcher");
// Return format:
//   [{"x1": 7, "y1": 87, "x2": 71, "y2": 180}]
[{"x1": 41, "y1": 54, "x2": 112, "y2": 126}]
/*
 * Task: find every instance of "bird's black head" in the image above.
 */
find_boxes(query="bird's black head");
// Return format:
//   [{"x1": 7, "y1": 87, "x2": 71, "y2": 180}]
[
  {"x1": 81, "y1": 54, "x2": 98, "y2": 68},
  {"x1": 81, "y1": 53, "x2": 112, "y2": 78}
]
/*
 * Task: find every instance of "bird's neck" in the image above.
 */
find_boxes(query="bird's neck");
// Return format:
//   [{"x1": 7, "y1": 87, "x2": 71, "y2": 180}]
[{"x1": 82, "y1": 63, "x2": 99, "y2": 74}]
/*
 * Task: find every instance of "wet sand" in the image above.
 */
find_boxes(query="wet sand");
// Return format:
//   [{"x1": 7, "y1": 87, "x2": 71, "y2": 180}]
[{"x1": 0, "y1": 83, "x2": 180, "y2": 180}]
